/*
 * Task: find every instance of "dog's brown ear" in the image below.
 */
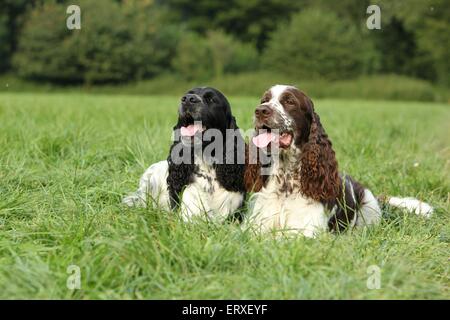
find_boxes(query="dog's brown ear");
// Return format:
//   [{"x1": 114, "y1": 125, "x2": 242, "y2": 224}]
[
  {"x1": 300, "y1": 99, "x2": 340, "y2": 202},
  {"x1": 244, "y1": 143, "x2": 265, "y2": 192}
]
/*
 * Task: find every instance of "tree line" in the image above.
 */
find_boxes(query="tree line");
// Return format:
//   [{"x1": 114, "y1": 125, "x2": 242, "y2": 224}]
[{"x1": 0, "y1": 0, "x2": 448, "y2": 86}]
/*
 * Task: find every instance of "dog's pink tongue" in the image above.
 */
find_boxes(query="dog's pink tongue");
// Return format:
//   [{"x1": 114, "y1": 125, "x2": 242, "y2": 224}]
[
  {"x1": 252, "y1": 132, "x2": 276, "y2": 148},
  {"x1": 180, "y1": 124, "x2": 202, "y2": 137}
]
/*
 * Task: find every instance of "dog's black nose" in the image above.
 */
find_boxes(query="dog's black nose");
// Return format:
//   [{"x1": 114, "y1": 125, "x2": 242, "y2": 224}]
[
  {"x1": 255, "y1": 105, "x2": 273, "y2": 118},
  {"x1": 181, "y1": 94, "x2": 200, "y2": 105}
]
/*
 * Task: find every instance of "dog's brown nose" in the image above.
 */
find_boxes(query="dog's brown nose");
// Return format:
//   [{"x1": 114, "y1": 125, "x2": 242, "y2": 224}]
[{"x1": 255, "y1": 105, "x2": 273, "y2": 118}]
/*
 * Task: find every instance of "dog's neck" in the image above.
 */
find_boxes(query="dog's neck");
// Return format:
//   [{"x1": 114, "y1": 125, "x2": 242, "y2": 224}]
[{"x1": 263, "y1": 146, "x2": 302, "y2": 195}]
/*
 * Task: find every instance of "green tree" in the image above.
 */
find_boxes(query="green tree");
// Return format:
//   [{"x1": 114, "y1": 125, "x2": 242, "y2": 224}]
[
  {"x1": 309, "y1": 0, "x2": 371, "y2": 26},
  {"x1": 206, "y1": 30, "x2": 259, "y2": 77},
  {"x1": 406, "y1": 0, "x2": 449, "y2": 86},
  {"x1": 171, "y1": 32, "x2": 213, "y2": 81},
  {"x1": 172, "y1": 30, "x2": 259, "y2": 80},
  {"x1": 164, "y1": 0, "x2": 305, "y2": 50},
  {"x1": 373, "y1": 0, "x2": 449, "y2": 85},
  {"x1": 0, "y1": 0, "x2": 31, "y2": 73},
  {"x1": 417, "y1": 3, "x2": 450, "y2": 85},
  {"x1": 13, "y1": 2, "x2": 82, "y2": 82},
  {"x1": 262, "y1": 8, "x2": 368, "y2": 80},
  {"x1": 13, "y1": 0, "x2": 180, "y2": 83}
]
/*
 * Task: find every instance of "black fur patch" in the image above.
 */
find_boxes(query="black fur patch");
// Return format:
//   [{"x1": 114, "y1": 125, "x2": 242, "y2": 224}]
[{"x1": 325, "y1": 175, "x2": 366, "y2": 232}]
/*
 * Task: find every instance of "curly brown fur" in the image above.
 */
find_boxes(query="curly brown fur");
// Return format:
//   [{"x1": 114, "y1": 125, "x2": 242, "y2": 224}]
[
  {"x1": 243, "y1": 143, "x2": 267, "y2": 192},
  {"x1": 299, "y1": 110, "x2": 341, "y2": 202}
]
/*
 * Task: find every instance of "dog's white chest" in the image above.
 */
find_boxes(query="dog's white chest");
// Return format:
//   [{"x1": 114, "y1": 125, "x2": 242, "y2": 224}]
[
  {"x1": 249, "y1": 178, "x2": 328, "y2": 237},
  {"x1": 181, "y1": 162, "x2": 244, "y2": 222}
]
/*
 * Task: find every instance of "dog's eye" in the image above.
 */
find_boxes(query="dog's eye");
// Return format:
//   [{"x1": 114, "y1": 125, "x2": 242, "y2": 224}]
[
  {"x1": 205, "y1": 95, "x2": 215, "y2": 104},
  {"x1": 286, "y1": 99, "x2": 295, "y2": 106},
  {"x1": 261, "y1": 97, "x2": 269, "y2": 103}
]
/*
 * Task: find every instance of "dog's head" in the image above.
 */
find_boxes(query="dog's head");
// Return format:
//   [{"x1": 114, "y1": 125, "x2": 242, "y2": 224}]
[
  {"x1": 247, "y1": 84, "x2": 340, "y2": 201},
  {"x1": 177, "y1": 87, "x2": 237, "y2": 139},
  {"x1": 252, "y1": 84, "x2": 314, "y2": 151},
  {"x1": 169, "y1": 87, "x2": 246, "y2": 197}
]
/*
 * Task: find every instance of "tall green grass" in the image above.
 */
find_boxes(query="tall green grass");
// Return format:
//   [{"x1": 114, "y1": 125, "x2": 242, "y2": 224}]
[{"x1": 0, "y1": 93, "x2": 448, "y2": 299}]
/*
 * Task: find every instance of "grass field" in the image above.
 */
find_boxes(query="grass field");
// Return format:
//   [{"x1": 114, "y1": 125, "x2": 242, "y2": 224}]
[{"x1": 0, "y1": 92, "x2": 448, "y2": 299}]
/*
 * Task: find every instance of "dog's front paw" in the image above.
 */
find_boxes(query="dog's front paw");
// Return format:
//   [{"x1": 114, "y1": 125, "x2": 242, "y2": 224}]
[{"x1": 122, "y1": 194, "x2": 146, "y2": 208}]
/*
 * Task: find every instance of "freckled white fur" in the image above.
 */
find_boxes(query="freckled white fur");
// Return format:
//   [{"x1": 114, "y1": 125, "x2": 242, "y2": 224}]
[
  {"x1": 122, "y1": 160, "x2": 171, "y2": 210},
  {"x1": 266, "y1": 84, "x2": 295, "y2": 127},
  {"x1": 246, "y1": 146, "x2": 328, "y2": 238},
  {"x1": 123, "y1": 159, "x2": 243, "y2": 222}
]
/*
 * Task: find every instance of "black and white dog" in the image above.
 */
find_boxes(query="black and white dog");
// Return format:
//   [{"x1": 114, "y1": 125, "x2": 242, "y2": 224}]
[{"x1": 123, "y1": 87, "x2": 246, "y2": 222}]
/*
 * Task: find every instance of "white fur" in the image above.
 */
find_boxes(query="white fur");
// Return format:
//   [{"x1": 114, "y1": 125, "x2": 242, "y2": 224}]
[
  {"x1": 123, "y1": 159, "x2": 244, "y2": 222},
  {"x1": 247, "y1": 182, "x2": 385, "y2": 238},
  {"x1": 247, "y1": 180, "x2": 328, "y2": 238},
  {"x1": 122, "y1": 160, "x2": 171, "y2": 210},
  {"x1": 355, "y1": 189, "x2": 382, "y2": 226},
  {"x1": 387, "y1": 196, "x2": 433, "y2": 217},
  {"x1": 181, "y1": 160, "x2": 244, "y2": 222}
]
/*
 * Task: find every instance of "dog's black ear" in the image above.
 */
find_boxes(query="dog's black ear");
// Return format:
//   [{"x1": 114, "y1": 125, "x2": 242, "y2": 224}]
[
  {"x1": 215, "y1": 161, "x2": 246, "y2": 194},
  {"x1": 166, "y1": 142, "x2": 196, "y2": 209},
  {"x1": 228, "y1": 115, "x2": 239, "y2": 130},
  {"x1": 214, "y1": 117, "x2": 246, "y2": 194}
]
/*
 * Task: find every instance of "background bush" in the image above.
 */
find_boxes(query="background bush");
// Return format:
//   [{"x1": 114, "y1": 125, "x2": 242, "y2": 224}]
[
  {"x1": 262, "y1": 8, "x2": 368, "y2": 80},
  {"x1": 13, "y1": 0, "x2": 180, "y2": 84},
  {"x1": 164, "y1": 0, "x2": 301, "y2": 51},
  {"x1": 13, "y1": 2, "x2": 81, "y2": 83},
  {"x1": 171, "y1": 32, "x2": 213, "y2": 81},
  {"x1": 3, "y1": 71, "x2": 445, "y2": 103},
  {"x1": 1, "y1": 0, "x2": 448, "y2": 96},
  {"x1": 172, "y1": 30, "x2": 259, "y2": 80},
  {"x1": 0, "y1": 0, "x2": 30, "y2": 73}
]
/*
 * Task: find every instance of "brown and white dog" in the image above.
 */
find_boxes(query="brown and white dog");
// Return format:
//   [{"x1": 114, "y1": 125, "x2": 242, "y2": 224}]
[{"x1": 244, "y1": 85, "x2": 433, "y2": 237}]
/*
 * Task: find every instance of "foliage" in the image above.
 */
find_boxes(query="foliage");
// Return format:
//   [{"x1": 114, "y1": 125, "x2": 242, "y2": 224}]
[
  {"x1": 163, "y1": 0, "x2": 304, "y2": 50},
  {"x1": 373, "y1": 0, "x2": 450, "y2": 85},
  {"x1": 171, "y1": 32, "x2": 213, "y2": 81},
  {"x1": 262, "y1": 8, "x2": 368, "y2": 80},
  {"x1": 0, "y1": 0, "x2": 31, "y2": 72},
  {"x1": 322, "y1": 74, "x2": 439, "y2": 102},
  {"x1": 2, "y1": 72, "x2": 447, "y2": 103},
  {"x1": 172, "y1": 30, "x2": 259, "y2": 80},
  {"x1": 309, "y1": 0, "x2": 371, "y2": 26},
  {"x1": 13, "y1": 0, "x2": 180, "y2": 84},
  {"x1": 13, "y1": 2, "x2": 82, "y2": 83},
  {"x1": 0, "y1": 0, "x2": 448, "y2": 87},
  {"x1": 413, "y1": 0, "x2": 450, "y2": 86}
]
